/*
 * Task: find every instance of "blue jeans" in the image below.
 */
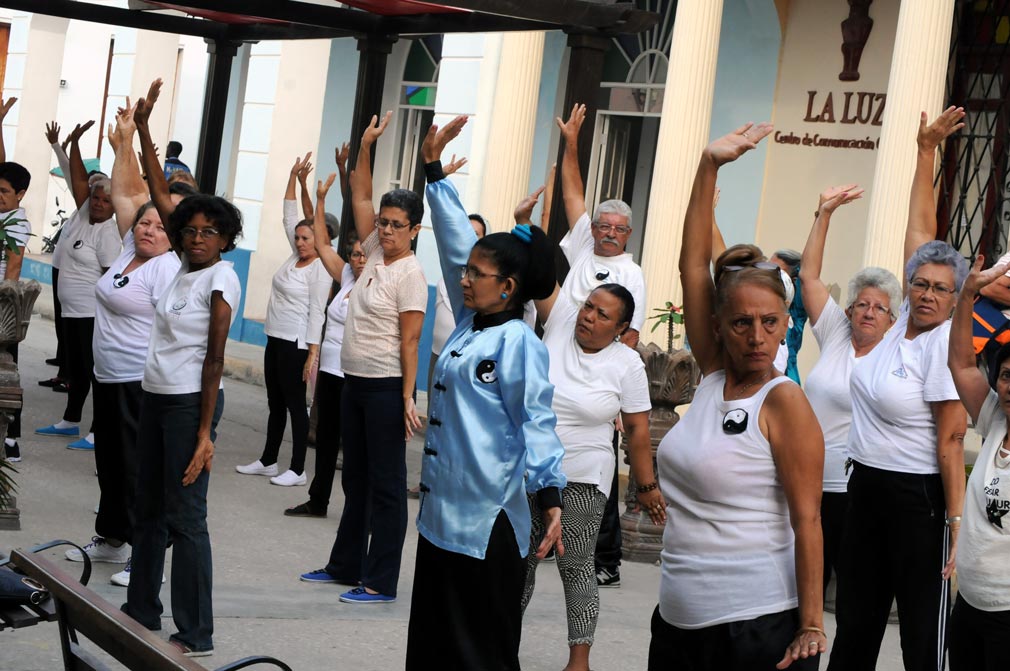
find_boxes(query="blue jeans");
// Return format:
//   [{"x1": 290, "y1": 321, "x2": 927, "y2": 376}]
[
  {"x1": 325, "y1": 375, "x2": 407, "y2": 597},
  {"x1": 124, "y1": 390, "x2": 223, "y2": 652}
]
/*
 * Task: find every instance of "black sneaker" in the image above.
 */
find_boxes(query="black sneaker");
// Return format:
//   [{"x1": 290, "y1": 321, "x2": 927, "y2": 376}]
[
  {"x1": 4, "y1": 441, "x2": 20, "y2": 463},
  {"x1": 284, "y1": 501, "x2": 326, "y2": 518},
  {"x1": 596, "y1": 567, "x2": 621, "y2": 588}
]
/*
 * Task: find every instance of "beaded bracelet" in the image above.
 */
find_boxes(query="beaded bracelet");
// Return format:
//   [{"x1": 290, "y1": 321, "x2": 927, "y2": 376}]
[{"x1": 636, "y1": 481, "x2": 658, "y2": 493}]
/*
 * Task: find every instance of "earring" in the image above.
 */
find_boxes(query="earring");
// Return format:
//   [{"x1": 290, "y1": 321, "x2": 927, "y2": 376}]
[{"x1": 500, "y1": 292, "x2": 508, "y2": 300}]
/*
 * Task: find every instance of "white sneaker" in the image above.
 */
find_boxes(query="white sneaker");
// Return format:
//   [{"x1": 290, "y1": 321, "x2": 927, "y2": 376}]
[
  {"x1": 65, "y1": 537, "x2": 130, "y2": 563},
  {"x1": 235, "y1": 460, "x2": 278, "y2": 476},
  {"x1": 110, "y1": 558, "x2": 165, "y2": 587},
  {"x1": 269, "y1": 469, "x2": 307, "y2": 487}
]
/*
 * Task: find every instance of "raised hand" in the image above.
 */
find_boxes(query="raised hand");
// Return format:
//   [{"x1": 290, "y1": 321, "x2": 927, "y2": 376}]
[
  {"x1": 361, "y1": 111, "x2": 392, "y2": 147},
  {"x1": 116, "y1": 99, "x2": 138, "y2": 137},
  {"x1": 0, "y1": 97, "x2": 16, "y2": 120},
  {"x1": 703, "y1": 122, "x2": 773, "y2": 167},
  {"x1": 443, "y1": 154, "x2": 467, "y2": 176},
  {"x1": 555, "y1": 103, "x2": 586, "y2": 146},
  {"x1": 962, "y1": 253, "x2": 1010, "y2": 298},
  {"x1": 421, "y1": 114, "x2": 468, "y2": 164},
  {"x1": 134, "y1": 78, "x2": 164, "y2": 128},
  {"x1": 334, "y1": 142, "x2": 350, "y2": 173},
  {"x1": 67, "y1": 120, "x2": 96, "y2": 144},
  {"x1": 917, "y1": 106, "x2": 965, "y2": 154},
  {"x1": 317, "y1": 173, "x2": 337, "y2": 200},
  {"x1": 514, "y1": 185, "x2": 546, "y2": 225},
  {"x1": 45, "y1": 121, "x2": 62, "y2": 145},
  {"x1": 818, "y1": 183, "x2": 864, "y2": 216},
  {"x1": 297, "y1": 157, "x2": 314, "y2": 184}
]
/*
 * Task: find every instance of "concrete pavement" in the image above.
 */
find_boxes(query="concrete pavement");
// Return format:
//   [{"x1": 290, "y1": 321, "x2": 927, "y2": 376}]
[{"x1": 0, "y1": 309, "x2": 909, "y2": 670}]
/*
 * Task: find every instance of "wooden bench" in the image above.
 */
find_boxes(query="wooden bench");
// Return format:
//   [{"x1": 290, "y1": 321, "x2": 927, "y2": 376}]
[{"x1": 8, "y1": 547, "x2": 292, "y2": 671}]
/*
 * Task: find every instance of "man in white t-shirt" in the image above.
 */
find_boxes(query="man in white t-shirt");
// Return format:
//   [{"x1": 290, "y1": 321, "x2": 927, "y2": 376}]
[
  {"x1": 553, "y1": 103, "x2": 648, "y2": 588},
  {"x1": 553, "y1": 103, "x2": 646, "y2": 347}
]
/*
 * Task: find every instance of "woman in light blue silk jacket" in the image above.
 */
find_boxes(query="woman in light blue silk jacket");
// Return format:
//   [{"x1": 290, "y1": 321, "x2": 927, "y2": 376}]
[{"x1": 405, "y1": 117, "x2": 566, "y2": 671}]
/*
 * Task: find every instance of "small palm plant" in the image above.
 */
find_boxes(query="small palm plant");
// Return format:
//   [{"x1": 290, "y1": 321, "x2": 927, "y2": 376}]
[
  {"x1": 648, "y1": 302, "x2": 684, "y2": 353},
  {"x1": 0, "y1": 210, "x2": 31, "y2": 260},
  {"x1": 0, "y1": 456, "x2": 15, "y2": 508}
]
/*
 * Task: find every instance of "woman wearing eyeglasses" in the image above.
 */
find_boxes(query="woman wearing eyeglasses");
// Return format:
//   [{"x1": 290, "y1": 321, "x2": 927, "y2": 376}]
[
  {"x1": 236, "y1": 154, "x2": 331, "y2": 487},
  {"x1": 120, "y1": 80, "x2": 244, "y2": 656},
  {"x1": 298, "y1": 112, "x2": 427, "y2": 604},
  {"x1": 65, "y1": 103, "x2": 182, "y2": 577},
  {"x1": 797, "y1": 184, "x2": 902, "y2": 600},
  {"x1": 284, "y1": 174, "x2": 368, "y2": 519},
  {"x1": 649, "y1": 122, "x2": 826, "y2": 671},
  {"x1": 827, "y1": 108, "x2": 969, "y2": 671},
  {"x1": 404, "y1": 116, "x2": 565, "y2": 670}
]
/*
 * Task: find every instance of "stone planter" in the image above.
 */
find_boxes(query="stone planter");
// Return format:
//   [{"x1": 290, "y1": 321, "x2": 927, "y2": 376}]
[
  {"x1": 0, "y1": 279, "x2": 42, "y2": 530},
  {"x1": 619, "y1": 343, "x2": 699, "y2": 563}
]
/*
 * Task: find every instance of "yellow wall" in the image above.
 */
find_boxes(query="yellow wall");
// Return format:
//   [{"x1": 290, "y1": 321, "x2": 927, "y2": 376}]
[{"x1": 756, "y1": 0, "x2": 900, "y2": 376}]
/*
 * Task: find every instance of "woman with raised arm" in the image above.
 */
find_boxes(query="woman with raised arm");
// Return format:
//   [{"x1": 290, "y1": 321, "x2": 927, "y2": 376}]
[
  {"x1": 236, "y1": 154, "x2": 330, "y2": 487},
  {"x1": 797, "y1": 184, "x2": 902, "y2": 596},
  {"x1": 946, "y1": 254, "x2": 1010, "y2": 670},
  {"x1": 120, "y1": 81, "x2": 243, "y2": 658},
  {"x1": 827, "y1": 107, "x2": 968, "y2": 671},
  {"x1": 514, "y1": 187, "x2": 658, "y2": 671},
  {"x1": 407, "y1": 115, "x2": 565, "y2": 671},
  {"x1": 297, "y1": 112, "x2": 427, "y2": 604},
  {"x1": 64, "y1": 103, "x2": 182, "y2": 582},
  {"x1": 284, "y1": 173, "x2": 367, "y2": 519},
  {"x1": 649, "y1": 123, "x2": 826, "y2": 671},
  {"x1": 36, "y1": 120, "x2": 121, "y2": 450}
]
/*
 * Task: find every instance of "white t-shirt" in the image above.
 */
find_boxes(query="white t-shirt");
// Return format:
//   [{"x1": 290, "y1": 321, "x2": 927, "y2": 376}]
[
  {"x1": 542, "y1": 312, "x2": 651, "y2": 498},
  {"x1": 431, "y1": 277, "x2": 536, "y2": 354},
  {"x1": 557, "y1": 212, "x2": 646, "y2": 332},
  {"x1": 657, "y1": 372, "x2": 797, "y2": 628},
  {"x1": 847, "y1": 301, "x2": 960, "y2": 474},
  {"x1": 57, "y1": 201, "x2": 122, "y2": 317},
  {"x1": 142, "y1": 259, "x2": 242, "y2": 395},
  {"x1": 804, "y1": 298, "x2": 859, "y2": 493},
  {"x1": 957, "y1": 391, "x2": 1010, "y2": 611},
  {"x1": 0, "y1": 208, "x2": 30, "y2": 278},
  {"x1": 340, "y1": 230, "x2": 428, "y2": 379},
  {"x1": 93, "y1": 232, "x2": 181, "y2": 383},
  {"x1": 264, "y1": 201, "x2": 331, "y2": 349},
  {"x1": 319, "y1": 264, "x2": 355, "y2": 378}
]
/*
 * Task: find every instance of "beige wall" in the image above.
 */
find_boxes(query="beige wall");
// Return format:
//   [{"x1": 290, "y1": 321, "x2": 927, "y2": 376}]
[
  {"x1": 244, "y1": 39, "x2": 332, "y2": 320},
  {"x1": 756, "y1": 0, "x2": 900, "y2": 374}
]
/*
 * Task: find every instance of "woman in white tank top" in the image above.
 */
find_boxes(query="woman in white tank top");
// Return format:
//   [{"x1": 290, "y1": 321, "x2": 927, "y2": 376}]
[{"x1": 649, "y1": 123, "x2": 826, "y2": 671}]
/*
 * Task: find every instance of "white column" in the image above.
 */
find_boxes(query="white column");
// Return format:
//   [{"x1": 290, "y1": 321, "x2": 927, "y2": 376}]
[
  {"x1": 862, "y1": 0, "x2": 955, "y2": 275},
  {"x1": 640, "y1": 0, "x2": 724, "y2": 344},
  {"x1": 478, "y1": 32, "x2": 544, "y2": 232}
]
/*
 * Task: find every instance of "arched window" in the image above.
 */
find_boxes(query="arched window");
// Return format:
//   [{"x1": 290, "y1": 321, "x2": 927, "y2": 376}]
[{"x1": 390, "y1": 35, "x2": 441, "y2": 194}]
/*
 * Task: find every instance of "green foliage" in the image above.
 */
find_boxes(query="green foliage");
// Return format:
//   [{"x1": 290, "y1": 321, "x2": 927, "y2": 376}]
[
  {"x1": 648, "y1": 302, "x2": 684, "y2": 352},
  {"x1": 0, "y1": 210, "x2": 32, "y2": 256}
]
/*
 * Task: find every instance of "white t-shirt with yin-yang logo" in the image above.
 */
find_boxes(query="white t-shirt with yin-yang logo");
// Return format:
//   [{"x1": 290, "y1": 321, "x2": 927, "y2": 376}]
[{"x1": 142, "y1": 259, "x2": 242, "y2": 395}]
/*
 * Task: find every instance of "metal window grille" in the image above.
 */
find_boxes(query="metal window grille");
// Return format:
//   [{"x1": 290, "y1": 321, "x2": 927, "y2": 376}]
[{"x1": 938, "y1": 0, "x2": 1010, "y2": 263}]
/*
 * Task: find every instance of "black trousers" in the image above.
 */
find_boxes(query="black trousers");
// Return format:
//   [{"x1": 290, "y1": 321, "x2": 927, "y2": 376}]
[
  {"x1": 52, "y1": 268, "x2": 67, "y2": 379},
  {"x1": 647, "y1": 605, "x2": 818, "y2": 671},
  {"x1": 821, "y1": 491, "x2": 847, "y2": 595},
  {"x1": 61, "y1": 316, "x2": 94, "y2": 423},
  {"x1": 93, "y1": 379, "x2": 143, "y2": 543},
  {"x1": 258, "y1": 336, "x2": 309, "y2": 474},
  {"x1": 948, "y1": 594, "x2": 1010, "y2": 671},
  {"x1": 3, "y1": 343, "x2": 19, "y2": 438},
  {"x1": 594, "y1": 430, "x2": 623, "y2": 574},
  {"x1": 307, "y1": 371, "x2": 344, "y2": 509},
  {"x1": 406, "y1": 511, "x2": 525, "y2": 671},
  {"x1": 324, "y1": 375, "x2": 407, "y2": 597},
  {"x1": 828, "y1": 462, "x2": 950, "y2": 671}
]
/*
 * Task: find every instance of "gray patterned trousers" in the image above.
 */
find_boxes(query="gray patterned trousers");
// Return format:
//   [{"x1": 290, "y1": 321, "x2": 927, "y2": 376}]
[{"x1": 522, "y1": 482, "x2": 608, "y2": 646}]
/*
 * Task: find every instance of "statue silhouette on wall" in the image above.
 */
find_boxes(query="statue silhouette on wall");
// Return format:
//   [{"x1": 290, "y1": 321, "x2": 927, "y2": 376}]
[{"x1": 840, "y1": 0, "x2": 874, "y2": 81}]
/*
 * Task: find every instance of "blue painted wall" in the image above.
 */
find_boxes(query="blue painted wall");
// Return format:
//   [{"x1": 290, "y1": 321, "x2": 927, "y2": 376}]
[{"x1": 709, "y1": 0, "x2": 781, "y2": 247}]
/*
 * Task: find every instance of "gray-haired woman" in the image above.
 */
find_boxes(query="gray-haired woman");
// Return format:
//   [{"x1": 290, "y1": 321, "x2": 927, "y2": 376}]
[
  {"x1": 798, "y1": 184, "x2": 903, "y2": 599},
  {"x1": 827, "y1": 107, "x2": 969, "y2": 671}
]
